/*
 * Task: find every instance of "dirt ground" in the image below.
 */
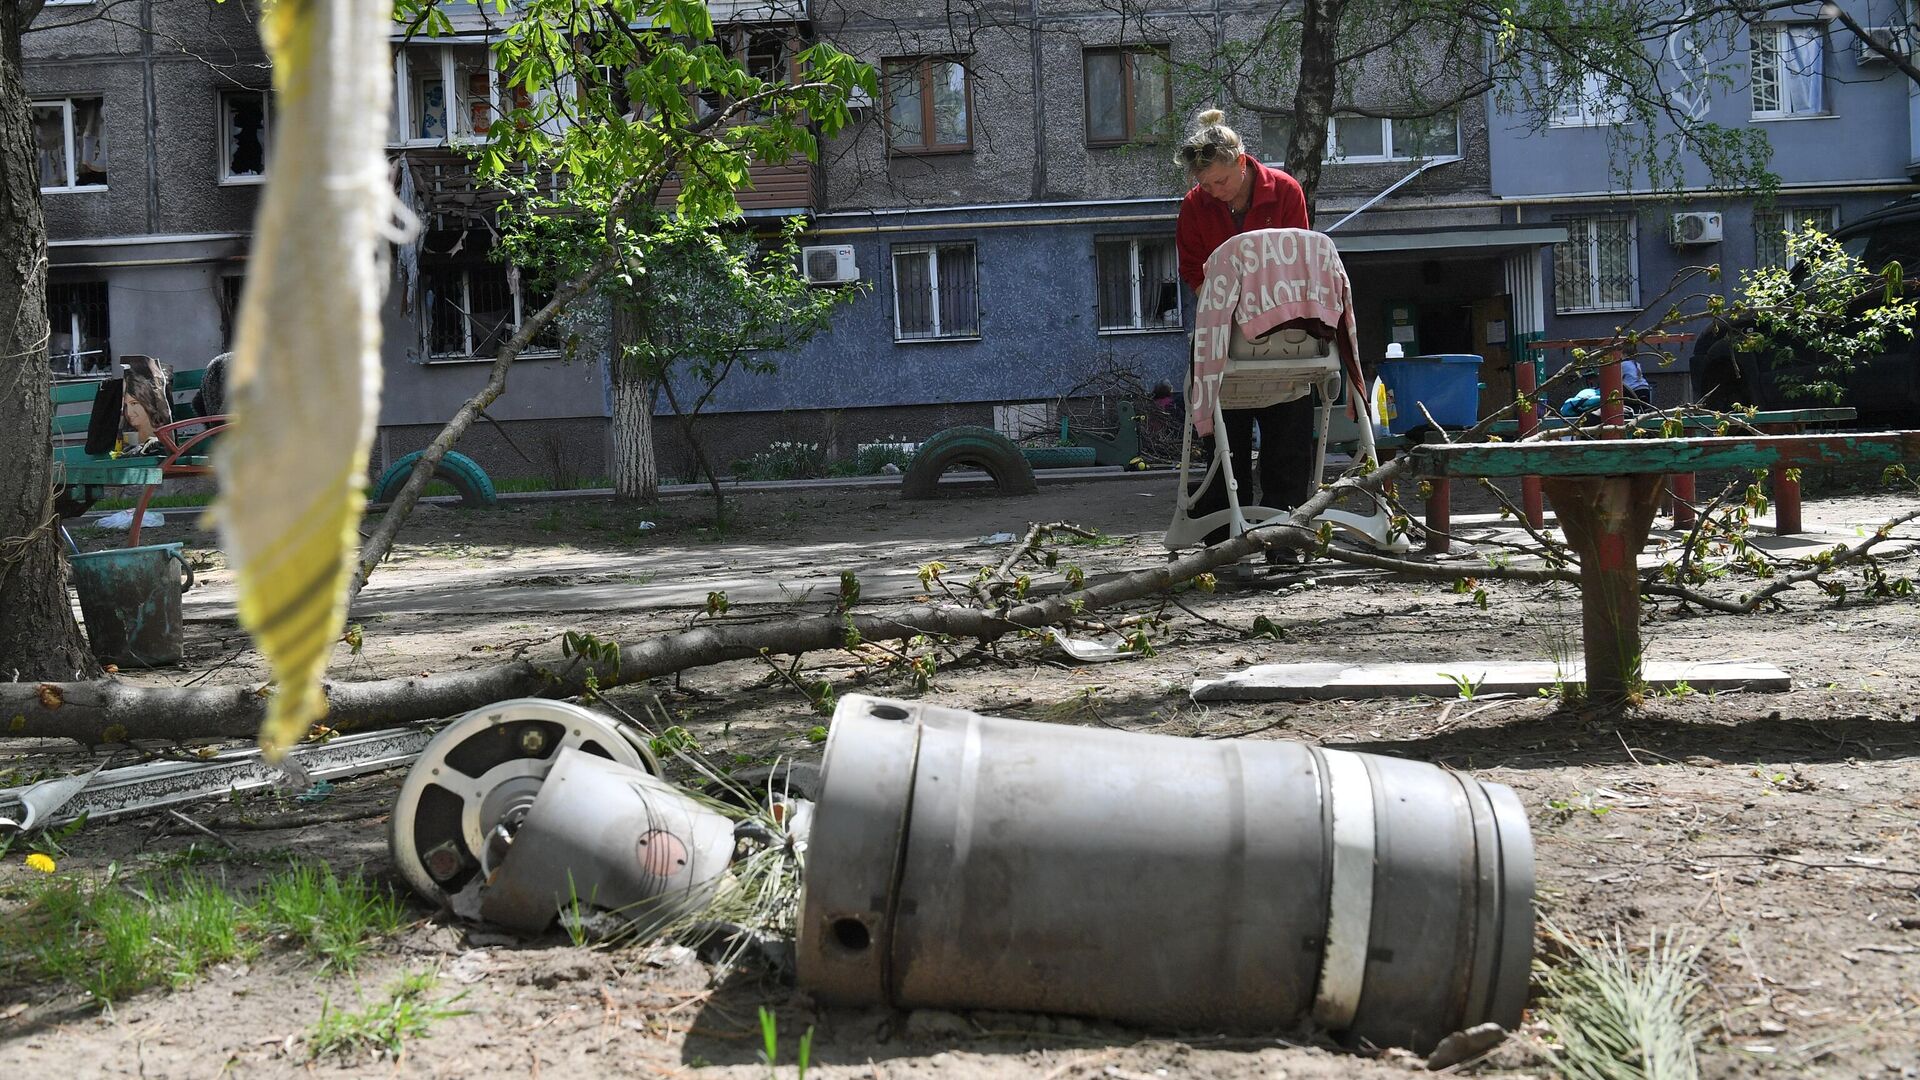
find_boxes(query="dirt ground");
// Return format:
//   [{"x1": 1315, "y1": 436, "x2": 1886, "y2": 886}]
[{"x1": 3, "y1": 474, "x2": 1919, "y2": 1078}]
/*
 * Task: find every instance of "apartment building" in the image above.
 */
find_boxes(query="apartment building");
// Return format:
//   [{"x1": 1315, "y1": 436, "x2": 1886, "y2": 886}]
[
  {"x1": 1485, "y1": 2, "x2": 1917, "y2": 401},
  {"x1": 46, "y1": 2, "x2": 1903, "y2": 480}
]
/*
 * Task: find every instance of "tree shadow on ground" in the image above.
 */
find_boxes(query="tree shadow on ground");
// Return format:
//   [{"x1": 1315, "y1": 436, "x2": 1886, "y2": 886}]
[{"x1": 1331, "y1": 708, "x2": 1920, "y2": 771}]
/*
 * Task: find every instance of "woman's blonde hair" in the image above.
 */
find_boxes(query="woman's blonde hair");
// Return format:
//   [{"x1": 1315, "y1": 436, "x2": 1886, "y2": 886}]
[{"x1": 1178, "y1": 108, "x2": 1243, "y2": 175}]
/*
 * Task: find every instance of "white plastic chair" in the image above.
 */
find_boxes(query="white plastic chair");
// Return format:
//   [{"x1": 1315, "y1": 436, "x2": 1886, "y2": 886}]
[{"x1": 1165, "y1": 321, "x2": 1407, "y2": 553}]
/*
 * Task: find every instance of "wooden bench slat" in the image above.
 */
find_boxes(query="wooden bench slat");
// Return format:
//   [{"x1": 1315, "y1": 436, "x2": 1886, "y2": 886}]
[
  {"x1": 55, "y1": 461, "x2": 164, "y2": 486},
  {"x1": 1408, "y1": 431, "x2": 1920, "y2": 479}
]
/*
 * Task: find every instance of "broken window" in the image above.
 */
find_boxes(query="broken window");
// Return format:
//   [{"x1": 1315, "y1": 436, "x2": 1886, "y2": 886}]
[
  {"x1": 1096, "y1": 237, "x2": 1181, "y2": 332},
  {"x1": 423, "y1": 264, "x2": 561, "y2": 360},
  {"x1": 47, "y1": 280, "x2": 112, "y2": 377},
  {"x1": 32, "y1": 97, "x2": 107, "y2": 191},
  {"x1": 892, "y1": 242, "x2": 979, "y2": 341},
  {"x1": 220, "y1": 91, "x2": 270, "y2": 181},
  {"x1": 217, "y1": 274, "x2": 245, "y2": 349},
  {"x1": 394, "y1": 44, "x2": 499, "y2": 145}
]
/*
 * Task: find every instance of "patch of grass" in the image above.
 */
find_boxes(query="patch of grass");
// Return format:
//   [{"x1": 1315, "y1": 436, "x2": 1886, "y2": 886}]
[
  {"x1": 1535, "y1": 922, "x2": 1707, "y2": 1080},
  {"x1": 14, "y1": 870, "x2": 255, "y2": 1003},
  {"x1": 3, "y1": 860, "x2": 410, "y2": 1006},
  {"x1": 308, "y1": 970, "x2": 468, "y2": 1061},
  {"x1": 254, "y1": 865, "x2": 408, "y2": 973}
]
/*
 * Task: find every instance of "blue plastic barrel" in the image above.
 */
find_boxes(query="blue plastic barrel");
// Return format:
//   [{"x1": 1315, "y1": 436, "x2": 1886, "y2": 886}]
[
  {"x1": 67, "y1": 542, "x2": 195, "y2": 668},
  {"x1": 1378, "y1": 354, "x2": 1484, "y2": 434}
]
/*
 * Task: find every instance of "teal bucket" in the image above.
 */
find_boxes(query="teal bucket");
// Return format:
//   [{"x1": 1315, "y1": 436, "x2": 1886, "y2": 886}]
[{"x1": 68, "y1": 543, "x2": 195, "y2": 668}]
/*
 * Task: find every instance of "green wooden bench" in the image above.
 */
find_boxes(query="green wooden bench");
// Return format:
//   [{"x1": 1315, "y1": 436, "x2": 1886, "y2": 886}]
[
  {"x1": 1405, "y1": 430, "x2": 1920, "y2": 700},
  {"x1": 51, "y1": 365, "x2": 227, "y2": 545}
]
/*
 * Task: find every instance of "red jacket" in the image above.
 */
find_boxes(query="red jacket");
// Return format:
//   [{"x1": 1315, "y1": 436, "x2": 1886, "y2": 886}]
[{"x1": 1175, "y1": 155, "x2": 1310, "y2": 290}]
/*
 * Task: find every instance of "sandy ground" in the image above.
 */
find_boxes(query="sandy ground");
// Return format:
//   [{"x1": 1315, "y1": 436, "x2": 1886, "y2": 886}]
[{"x1": 3, "y1": 474, "x2": 1919, "y2": 1078}]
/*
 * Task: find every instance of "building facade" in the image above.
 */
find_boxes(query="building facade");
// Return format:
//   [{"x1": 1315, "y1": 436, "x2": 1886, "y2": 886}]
[
  {"x1": 31, "y1": 0, "x2": 1909, "y2": 483},
  {"x1": 1485, "y1": 1, "x2": 1918, "y2": 402}
]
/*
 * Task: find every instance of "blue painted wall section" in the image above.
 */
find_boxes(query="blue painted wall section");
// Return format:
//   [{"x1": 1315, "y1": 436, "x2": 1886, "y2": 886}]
[{"x1": 688, "y1": 205, "x2": 1193, "y2": 414}]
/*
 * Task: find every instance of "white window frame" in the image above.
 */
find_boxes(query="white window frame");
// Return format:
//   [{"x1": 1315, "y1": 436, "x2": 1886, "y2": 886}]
[
  {"x1": 41, "y1": 0, "x2": 94, "y2": 6},
  {"x1": 218, "y1": 89, "x2": 270, "y2": 185},
  {"x1": 1753, "y1": 205, "x2": 1838, "y2": 267},
  {"x1": 423, "y1": 265, "x2": 559, "y2": 362},
  {"x1": 1549, "y1": 70, "x2": 1628, "y2": 127},
  {"x1": 32, "y1": 97, "x2": 107, "y2": 193},
  {"x1": 1261, "y1": 112, "x2": 1460, "y2": 166},
  {"x1": 391, "y1": 41, "x2": 501, "y2": 148},
  {"x1": 890, "y1": 242, "x2": 980, "y2": 342},
  {"x1": 1751, "y1": 23, "x2": 1827, "y2": 120},
  {"x1": 1095, "y1": 236, "x2": 1182, "y2": 333},
  {"x1": 1554, "y1": 215, "x2": 1640, "y2": 314}
]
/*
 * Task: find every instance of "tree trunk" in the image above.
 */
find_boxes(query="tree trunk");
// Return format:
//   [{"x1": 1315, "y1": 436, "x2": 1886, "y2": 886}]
[
  {"x1": 1286, "y1": 0, "x2": 1345, "y2": 214},
  {"x1": 0, "y1": 5, "x2": 102, "y2": 681},
  {"x1": 608, "y1": 300, "x2": 659, "y2": 502}
]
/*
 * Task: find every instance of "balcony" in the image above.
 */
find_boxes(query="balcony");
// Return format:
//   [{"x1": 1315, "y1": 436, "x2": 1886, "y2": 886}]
[{"x1": 656, "y1": 160, "x2": 816, "y2": 215}]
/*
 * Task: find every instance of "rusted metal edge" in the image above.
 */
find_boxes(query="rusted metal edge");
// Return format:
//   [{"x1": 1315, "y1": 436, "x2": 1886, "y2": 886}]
[{"x1": 0, "y1": 725, "x2": 435, "y2": 829}]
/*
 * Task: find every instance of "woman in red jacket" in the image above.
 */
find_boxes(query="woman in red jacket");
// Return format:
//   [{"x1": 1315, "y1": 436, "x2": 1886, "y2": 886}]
[{"x1": 1175, "y1": 109, "x2": 1314, "y2": 558}]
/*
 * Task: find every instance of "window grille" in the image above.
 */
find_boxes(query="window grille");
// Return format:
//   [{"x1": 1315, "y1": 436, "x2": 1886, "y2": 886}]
[
  {"x1": 1752, "y1": 24, "x2": 1824, "y2": 117},
  {"x1": 892, "y1": 242, "x2": 979, "y2": 341},
  {"x1": 1554, "y1": 216, "x2": 1638, "y2": 313},
  {"x1": 1753, "y1": 206, "x2": 1837, "y2": 268},
  {"x1": 1095, "y1": 237, "x2": 1181, "y2": 331}
]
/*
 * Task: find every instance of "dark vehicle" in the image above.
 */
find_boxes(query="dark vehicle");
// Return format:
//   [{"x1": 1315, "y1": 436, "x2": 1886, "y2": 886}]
[{"x1": 1692, "y1": 195, "x2": 1920, "y2": 425}]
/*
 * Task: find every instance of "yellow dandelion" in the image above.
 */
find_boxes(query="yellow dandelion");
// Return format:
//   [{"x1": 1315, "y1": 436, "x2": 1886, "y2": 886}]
[{"x1": 24, "y1": 853, "x2": 56, "y2": 873}]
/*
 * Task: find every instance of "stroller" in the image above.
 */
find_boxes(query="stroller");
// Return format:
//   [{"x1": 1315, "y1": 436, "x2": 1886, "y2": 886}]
[{"x1": 1164, "y1": 229, "x2": 1406, "y2": 555}]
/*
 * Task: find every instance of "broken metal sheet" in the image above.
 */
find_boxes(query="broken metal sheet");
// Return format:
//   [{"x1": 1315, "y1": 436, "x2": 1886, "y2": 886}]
[
  {"x1": 1191, "y1": 660, "x2": 1790, "y2": 701},
  {"x1": 1045, "y1": 628, "x2": 1135, "y2": 663},
  {"x1": 0, "y1": 761, "x2": 106, "y2": 832},
  {"x1": 0, "y1": 725, "x2": 437, "y2": 829}
]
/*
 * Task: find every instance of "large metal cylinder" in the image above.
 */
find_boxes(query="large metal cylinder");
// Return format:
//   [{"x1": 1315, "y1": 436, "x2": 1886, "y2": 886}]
[{"x1": 796, "y1": 695, "x2": 1533, "y2": 1052}]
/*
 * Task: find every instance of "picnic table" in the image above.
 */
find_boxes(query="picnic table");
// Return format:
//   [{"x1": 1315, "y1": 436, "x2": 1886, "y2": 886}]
[{"x1": 1405, "y1": 430, "x2": 1920, "y2": 700}]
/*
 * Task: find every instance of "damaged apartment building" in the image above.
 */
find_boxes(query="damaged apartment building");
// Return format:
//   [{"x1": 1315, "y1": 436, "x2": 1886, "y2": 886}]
[{"x1": 27, "y1": 0, "x2": 1916, "y2": 480}]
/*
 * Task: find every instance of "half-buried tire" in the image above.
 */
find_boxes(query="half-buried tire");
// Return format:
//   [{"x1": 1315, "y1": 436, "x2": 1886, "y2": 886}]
[
  {"x1": 373, "y1": 450, "x2": 499, "y2": 508},
  {"x1": 901, "y1": 426, "x2": 1038, "y2": 499}
]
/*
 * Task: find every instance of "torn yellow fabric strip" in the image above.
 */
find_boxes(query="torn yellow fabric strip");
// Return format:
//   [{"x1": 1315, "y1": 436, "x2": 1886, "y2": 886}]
[{"x1": 214, "y1": 0, "x2": 394, "y2": 759}]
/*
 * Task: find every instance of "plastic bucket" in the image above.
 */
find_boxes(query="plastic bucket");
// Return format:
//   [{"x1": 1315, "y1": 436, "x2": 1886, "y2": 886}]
[
  {"x1": 1378, "y1": 354, "x2": 1484, "y2": 434},
  {"x1": 68, "y1": 542, "x2": 194, "y2": 667},
  {"x1": 797, "y1": 695, "x2": 1534, "y2": 1053}
]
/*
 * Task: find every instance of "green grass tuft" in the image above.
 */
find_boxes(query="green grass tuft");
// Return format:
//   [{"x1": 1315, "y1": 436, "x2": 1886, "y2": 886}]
[
  {"x1": 253, "y1": 865, "x2": 408, "y2": 973},
  {"x1": 307, "y1": 970, "x2": 467, "y2": 1061},
  {"x1": 1535, "y1": 921, "x2": 1707, "y2": 1080}
]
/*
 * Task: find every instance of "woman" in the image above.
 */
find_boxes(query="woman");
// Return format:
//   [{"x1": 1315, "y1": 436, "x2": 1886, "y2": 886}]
[{"x1": 1174, "y1": 109, "x2": 1313, "y2": 555}]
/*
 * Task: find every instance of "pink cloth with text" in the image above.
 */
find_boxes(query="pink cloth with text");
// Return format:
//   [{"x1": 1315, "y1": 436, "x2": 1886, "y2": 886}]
[{"x1": 1190, "y1": 228, "x2": 1369, "y2": 436}]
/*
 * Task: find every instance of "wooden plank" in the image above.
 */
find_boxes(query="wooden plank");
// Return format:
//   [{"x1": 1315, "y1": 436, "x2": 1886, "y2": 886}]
[
  {"x1": 1479, "y1": 406, "x2": 1855, "y2": 438},
  {"x1": 1192, "y1": 660, "x2": 1790, "y2": 701},
  {"x1": 1408, "y1": 431, "x2": 1920, "y2": 479}
]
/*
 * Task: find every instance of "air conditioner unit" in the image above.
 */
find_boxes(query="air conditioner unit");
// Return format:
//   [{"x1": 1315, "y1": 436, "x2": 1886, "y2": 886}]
[
  {"x1": 1855, "y1": 26, "x2": 1912, "y2": 66},
  {"x1": 1670, "y1": 211, "x2": 1723, "y2": 246},
  {"x1": 801, "y1": 244, "x2": 859, "y2": 285}
]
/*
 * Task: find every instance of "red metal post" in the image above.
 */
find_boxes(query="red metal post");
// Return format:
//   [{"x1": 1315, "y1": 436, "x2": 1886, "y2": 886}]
[
  {"x1": 1425, "y1": 477, "x2": 1452, "y2": 554},
  {"x1": 1670, "y1": 472, "x2": 1697, "y2": 530},
  {"x1": 1514, "y1": 358, "x2": 1544, "y2": 529},
  {"x1": 1763, "y1": 422, "x2": 1804, "y2": 534},
  {"x1": 1599, "y1": 351, "x2": 1625, "y2": 436}
]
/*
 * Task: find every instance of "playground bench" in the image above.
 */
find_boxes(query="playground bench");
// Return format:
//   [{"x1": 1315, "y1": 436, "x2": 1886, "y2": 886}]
[
  {"x1": 1403, "y1": 429, "x2": 1920, "y2": 701},
  {"x1": 51, "y1": 365, "x2": 228, "y2": 546}
]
